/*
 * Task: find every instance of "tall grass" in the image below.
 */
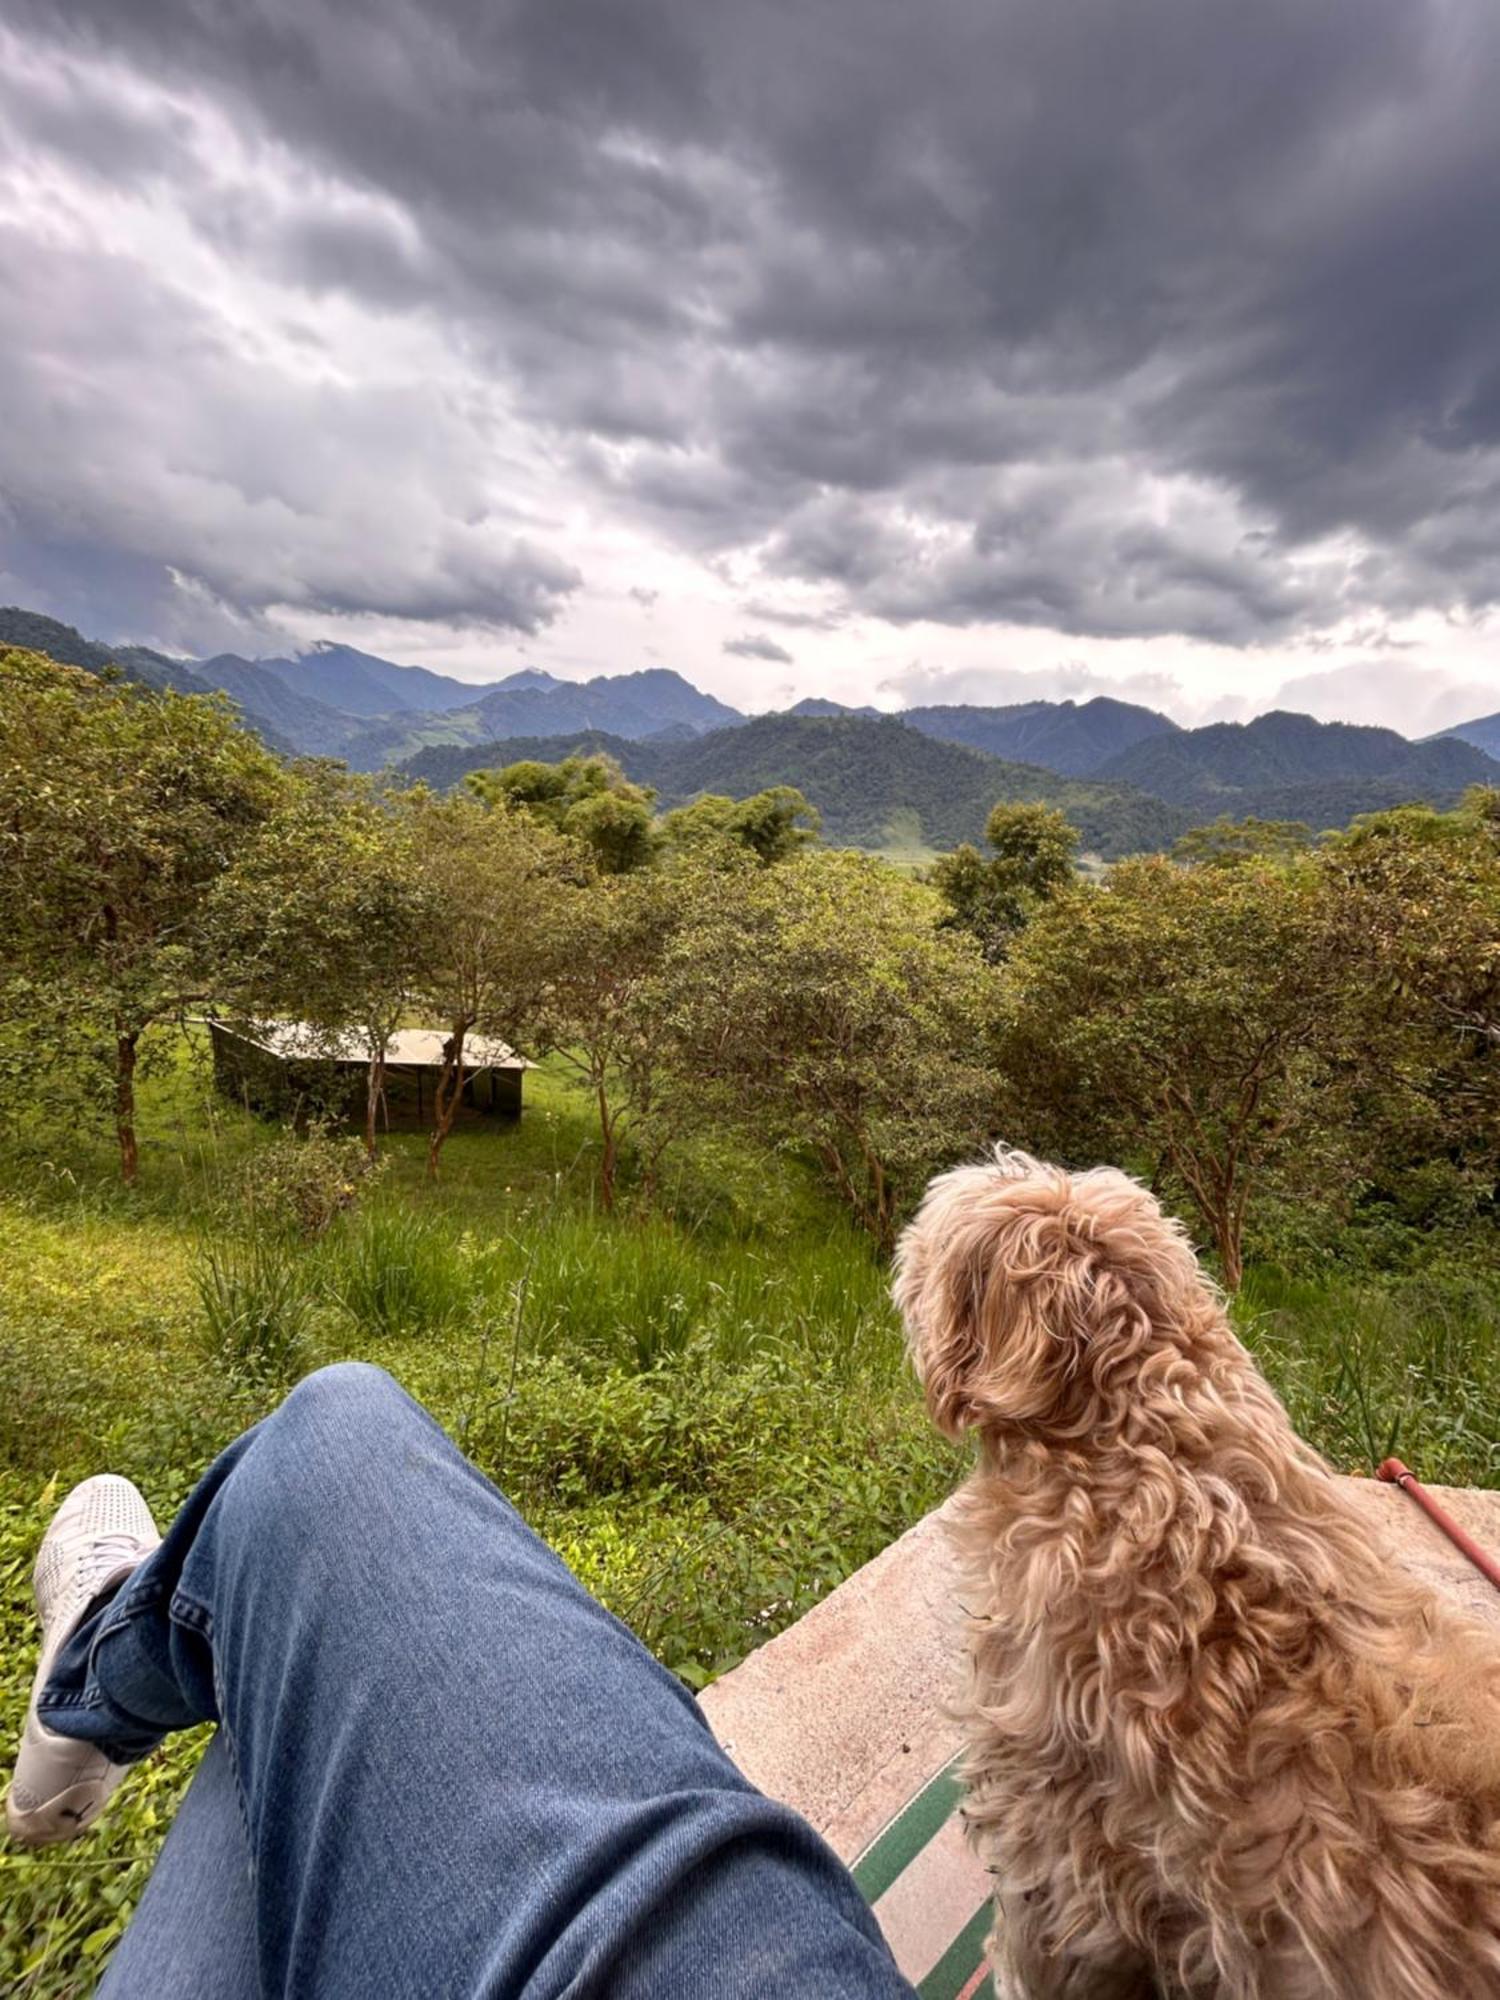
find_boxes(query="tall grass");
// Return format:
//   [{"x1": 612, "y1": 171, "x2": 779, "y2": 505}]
[
  {"x1": 1236, "y1": 1262, "x2": 1500, "y2": 1488},
  {"x1": 321, "y1": 1204, "x2": 473, "y2": 1340},
  {"x1": 192, "y1": 1237, "x2": 314, "y2": 1380},
  {"x1": 473, "y1": 1212, "x2": 903, "y2": 1379}
]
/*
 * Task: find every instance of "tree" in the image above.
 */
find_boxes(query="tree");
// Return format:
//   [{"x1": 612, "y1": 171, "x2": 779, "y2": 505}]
[
  {"x1": 210, "y1": 771, "x2": 432, "y2": 1153},
  {"x1": 468, "y1": 755, "x2": 657, "y2": 872},
  {"x1": 0, "y1": 649, "x2": 287, "y2": 1180},
  {"x1": 660, "y1": 849, "x2": 1000, "y2": 1252},
  {"x1": 659, "y1": 786, "x2": 820, "y2": 863},
  {"x1": 930, "y1": 801, "x2": 1079, "y2": 960},
  {"x1": 1320, "y1": 795, "x2": 1500, "y2": 1169},
  {"x1": 408, "y1": 790, "x2": 580, "y2": 1177},
  {"x1": 1000, "y1": 855, "x2": 1399, "y2": 1288},
  {"x1": 1172, "y1": 816, "x2": 1317, "y2": 867},
  {"x1": 1324, "y1": 796, "x2": 1500, "y2": 1051},
  {"x1": 532, "y1": 867, "x2": 687, "y2": 1208}
]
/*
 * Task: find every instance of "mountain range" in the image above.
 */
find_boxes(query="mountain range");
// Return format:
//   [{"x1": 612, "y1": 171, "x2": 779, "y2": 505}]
[
  {"x1": 394, "y1": 716, "x2": 1190, "y2": 859},
  {"x1": 6, "y1": 604, "x2": 1500, "y2": 855}
]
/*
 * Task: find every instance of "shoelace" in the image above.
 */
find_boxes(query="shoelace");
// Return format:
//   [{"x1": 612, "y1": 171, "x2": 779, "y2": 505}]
[{"x1": 73, "y1": 1533, "x2": 149, "y2": 1602}]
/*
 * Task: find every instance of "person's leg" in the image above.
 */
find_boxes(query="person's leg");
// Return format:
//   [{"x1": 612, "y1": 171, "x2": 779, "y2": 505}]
[
  {"x1": 98, "y1": 1734, "x2": 260, "y2": 2000},
  {"x1": 34, "y1": 1363, "x2": 914, "y2": 2000}
]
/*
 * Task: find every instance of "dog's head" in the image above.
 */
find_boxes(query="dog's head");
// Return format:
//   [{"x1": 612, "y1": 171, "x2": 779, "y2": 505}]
[{"x1": 892, "y1": 1148, "x2": 1215, "y2": 1439}]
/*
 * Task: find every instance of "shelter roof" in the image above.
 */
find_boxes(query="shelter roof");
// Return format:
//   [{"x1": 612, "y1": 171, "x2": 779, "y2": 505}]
[{"x1": 209, "y1": 1020, "x2": 528, "y2": 1070}]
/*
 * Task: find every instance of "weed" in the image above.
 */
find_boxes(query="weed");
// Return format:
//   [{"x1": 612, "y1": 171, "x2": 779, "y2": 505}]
[{"x1": 192, "y1": 1237, "x2": 316, "y2": 1383}]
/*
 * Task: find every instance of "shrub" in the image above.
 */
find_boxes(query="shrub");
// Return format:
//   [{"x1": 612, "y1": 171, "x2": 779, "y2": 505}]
[{"x1": 230, "y1": 1125, "x2": 385, "y2": 1239}]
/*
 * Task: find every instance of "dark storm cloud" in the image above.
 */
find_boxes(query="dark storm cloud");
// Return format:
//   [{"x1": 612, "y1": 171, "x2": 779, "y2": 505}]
[
  {"x1": 724, "y1": 633, "x2": 794, "y2": 664},
  {"x1": 7, "y1": 0, "x2": 1500, "y2": 648}
]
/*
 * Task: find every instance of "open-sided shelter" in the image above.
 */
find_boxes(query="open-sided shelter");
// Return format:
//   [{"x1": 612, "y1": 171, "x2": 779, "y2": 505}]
[{"x1": 206, "y1": 1020, "x2": 528, "y2": 1128}]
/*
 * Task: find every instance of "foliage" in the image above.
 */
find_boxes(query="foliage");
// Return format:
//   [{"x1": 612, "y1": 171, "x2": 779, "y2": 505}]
[
  {"x1": 930, "y1": 801, "x2": 1078, "y2": 958},
  {"x1": 659, "y1": 849, "x2": 1001, "y2": 1251},
  {"x1": 192, "y1": 1237, "x2": 317, "y2": 1382},
  {"x1": 0, "y1": 649, "x2": 288, "y2": 1181},
  {"x1": 659, "y1": 785, "x2": 820, "y2": 863},
  {"x1": 468, "y1": 754, "x2": 657, "y2": 873},
  {"x1": 999, "y1": 854, "x2": 1423, "y2": 1288},
  {"x1": 1171, "y1": 815, "x2": 1317, "y2": 866},
  {"x1": 321, "y1": 1204, "x2": 474, "y2": 1340},
  {"x1": 530, "y1": 867, "x2": 690, "y2": 1207},
  {"x1": 1098, "y1": 709, "x2": 1497, "y2": 821},
  {"x1": 406, "y1": 788, "x2": 584, "y2": 1174},
  {"x1": 1235, "y1": 1262, "x2": 1500, "y2": 1490},
  {"x1": 1324, "y1": 792, "x2": 1500, "y2": 1060},
  {"x1": 209, "y1": 770, "x2": 432, "y2": 1152},
  {"x1": 394, "y1": 715, "x2": 1187, "y2": 858},
  {"x1": 228, "y1": 1125, "x2": 386, "y2": 1239}
]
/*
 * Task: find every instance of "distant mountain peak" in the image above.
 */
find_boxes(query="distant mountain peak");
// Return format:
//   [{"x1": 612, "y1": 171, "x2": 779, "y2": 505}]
[
  {"x1": 787, "y1": 696, "x2": 881, "y2": 718},
  {"x1": 493, "y1": 666, "x2": 563, "y2": 692},
  {"x1": 901, "y1": 692, "x2": 1178, "y2": 776}
]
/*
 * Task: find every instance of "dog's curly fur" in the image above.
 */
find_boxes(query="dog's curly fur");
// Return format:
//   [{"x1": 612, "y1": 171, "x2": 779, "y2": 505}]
[{"x1": 893, "y1": 1150, "x2": 1500, "y2": 2000}]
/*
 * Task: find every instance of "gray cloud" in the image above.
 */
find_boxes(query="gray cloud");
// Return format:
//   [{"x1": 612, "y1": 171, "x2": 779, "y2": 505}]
[
  {"x1": 723, "y1": 633, "x2": 794, "y2": 664},
  {"x1": 5, "y1": 1, "x2": 1500, "y2": 659}
]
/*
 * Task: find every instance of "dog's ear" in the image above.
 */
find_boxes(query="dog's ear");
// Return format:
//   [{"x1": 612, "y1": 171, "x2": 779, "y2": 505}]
[{"x1": 894, "y1": 1150, "x2": 1206, "y2": 1438}]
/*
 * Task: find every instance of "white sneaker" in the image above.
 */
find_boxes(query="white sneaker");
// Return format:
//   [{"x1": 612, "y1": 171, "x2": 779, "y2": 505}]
[{"x1": 5, "y1": 1474, "x2": 161, "y2": 1847}]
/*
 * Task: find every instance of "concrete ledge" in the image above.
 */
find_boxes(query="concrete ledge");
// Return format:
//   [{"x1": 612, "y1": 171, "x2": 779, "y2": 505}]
[
  {"x1": 701, "y1": 1496, "x2": 970, "y2": 1863},
  {"x1": 701, "y1": 1475, "x2": 1500, "y2": 1868}
]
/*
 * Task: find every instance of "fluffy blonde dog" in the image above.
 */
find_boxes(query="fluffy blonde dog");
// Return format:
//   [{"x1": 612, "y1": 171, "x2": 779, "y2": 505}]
[{"x1": 893, "y1": 1149, "x2": 1500, "y2": 2000}]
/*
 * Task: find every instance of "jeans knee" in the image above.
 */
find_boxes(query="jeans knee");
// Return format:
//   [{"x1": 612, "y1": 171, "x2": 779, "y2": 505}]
[
  {"x1": 283, "y1": 1361, "x2": 404, "y2": 1428},
  {"x1": 263, "y1": 1364, "x2": 419, "y2": 1512}
]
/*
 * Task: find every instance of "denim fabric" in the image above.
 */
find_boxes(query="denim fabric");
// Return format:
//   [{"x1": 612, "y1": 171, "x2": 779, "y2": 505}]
[{"x1": 40, "y1": 1364, "x2": 916, "y2": 1999}]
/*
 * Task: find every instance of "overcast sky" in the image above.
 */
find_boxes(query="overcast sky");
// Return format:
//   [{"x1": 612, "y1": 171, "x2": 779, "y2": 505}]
[{"x1": 5, "y1": 1, "x2": 1500, "y2": 727}]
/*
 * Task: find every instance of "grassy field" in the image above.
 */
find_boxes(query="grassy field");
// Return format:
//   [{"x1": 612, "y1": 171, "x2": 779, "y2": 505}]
[{"x1": 2, "y1": 1030, "x2": 1498, "y2": 1992}]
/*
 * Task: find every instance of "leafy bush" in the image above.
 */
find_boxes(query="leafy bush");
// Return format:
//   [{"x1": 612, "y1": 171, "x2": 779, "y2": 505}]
[{"x1": 230, "y1": 1125, "x2": 385, "y2": 1239}]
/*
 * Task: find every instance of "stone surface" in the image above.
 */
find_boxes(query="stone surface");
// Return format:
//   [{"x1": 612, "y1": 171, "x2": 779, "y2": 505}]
[
  {"x1": 699, "y1": 1472, "x2": 1500, "y2": 1986},
  {"x1": 700, "y1": 1495, "x2": 969, "y2": 1861}
]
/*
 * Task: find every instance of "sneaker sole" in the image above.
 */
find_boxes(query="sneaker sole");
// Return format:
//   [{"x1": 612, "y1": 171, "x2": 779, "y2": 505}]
[{"x1": 6, "y1": 1775, "x2": 111, "y2": 1847}]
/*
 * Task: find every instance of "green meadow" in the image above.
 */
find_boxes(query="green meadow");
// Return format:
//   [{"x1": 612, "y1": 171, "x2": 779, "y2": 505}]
[{"x1": 2, "y1": 1035, "x2": 1497, "y2": 1993}]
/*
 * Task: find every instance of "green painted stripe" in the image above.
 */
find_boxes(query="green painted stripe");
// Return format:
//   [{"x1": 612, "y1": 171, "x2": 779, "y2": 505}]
[
  {"x1": 852, "y1": 1755, "x2": 965, "y2": 1905},
  {"x1": 916, "y1": 1901, "x2": 992, "y2": 2000}
]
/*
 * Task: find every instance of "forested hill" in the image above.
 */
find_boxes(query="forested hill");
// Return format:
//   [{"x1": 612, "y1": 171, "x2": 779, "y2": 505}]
[
  {"x1": 1439, "y1": 708, "x2": 1500, "y2": 760},
  {"x1": 1097, "y1": 709, "x2": 1500, "y2": 818},
  {"x1": 0, "y1": 607, "x2": 200, "y2": 695},
  {"x1": 13, "y1": 602, "x2": 1499, "y2": 850},
  {"x1": 395, "y1": 713, "x2": 1188, "y2": 858},
  {"x1": 903, "y1": 694, "x2": 1177, "y2": 774}
]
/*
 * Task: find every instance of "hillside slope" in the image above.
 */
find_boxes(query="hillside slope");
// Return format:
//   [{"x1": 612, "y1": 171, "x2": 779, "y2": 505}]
[
  {"x1": 193, "y1": 654, "x2": 369, "y2": 755},
  {"x1": 1439, "y1": 709, "x2": 1500, "y2": 760},
  {"x1": 394, "y1": 714, "x2": 1186, "y2": 858},
  {"x1": 903, "y1": 695, "x2": 1177, "y2": 774},
  {"x1": 249, "y1": 642, "x2": 512, "y2": 717},
  {"x1": 1098, "y1": 710, "x2": 1500, "y2": 820},
  {"x1": 0, "y1": 608, "x2": 199, "y2": 693},
  {"x1": 344, "y1": 668, "x2": 744, "y2": 765}
]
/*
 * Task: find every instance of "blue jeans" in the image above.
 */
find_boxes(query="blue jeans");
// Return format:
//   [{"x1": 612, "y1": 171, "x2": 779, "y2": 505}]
[{"x1": 39, "y1": 1363, "x2": 915, "y2": 1998}]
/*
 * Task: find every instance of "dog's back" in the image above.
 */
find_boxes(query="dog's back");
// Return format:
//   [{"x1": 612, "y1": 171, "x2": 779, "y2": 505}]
[{"x1": 895, "y1": 1150, "x2": 1500, "y2": 1999}]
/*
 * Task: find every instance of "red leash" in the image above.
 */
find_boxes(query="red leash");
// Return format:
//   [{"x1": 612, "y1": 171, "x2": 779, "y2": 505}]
[{"x1": 1377, "y1": 1458, "x2": 1500, "y2": 1594}]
